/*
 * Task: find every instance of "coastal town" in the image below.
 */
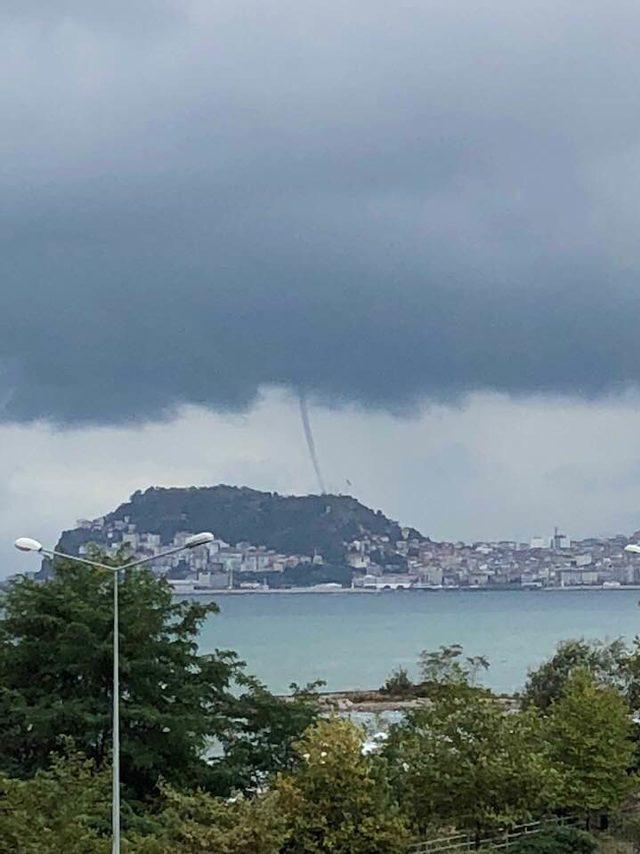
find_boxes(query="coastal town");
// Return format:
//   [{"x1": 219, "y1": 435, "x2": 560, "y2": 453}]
[{"x1": 70, "y1": 514, "x2": 640, "y2": 593}]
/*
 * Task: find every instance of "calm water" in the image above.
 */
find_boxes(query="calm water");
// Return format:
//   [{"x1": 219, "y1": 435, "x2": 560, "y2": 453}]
[{"x1": 193, "y1": 590, "x2": 640, "y2": 695}]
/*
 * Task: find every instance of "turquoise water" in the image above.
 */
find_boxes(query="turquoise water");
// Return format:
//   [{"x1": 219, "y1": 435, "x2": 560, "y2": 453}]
[{"x1": 193, "y1": 590, "x2": 640, "y2": 695}]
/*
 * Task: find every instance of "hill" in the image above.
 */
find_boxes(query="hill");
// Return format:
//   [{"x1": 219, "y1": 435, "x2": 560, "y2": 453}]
[{"x1": 56, "y1": 485, "x2": 422, "y2": 563}]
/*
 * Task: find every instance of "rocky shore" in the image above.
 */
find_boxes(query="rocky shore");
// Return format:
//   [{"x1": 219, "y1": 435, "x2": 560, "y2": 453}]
[{"x1": 303, "y1": 688, "x2": 520, "y2": 714}]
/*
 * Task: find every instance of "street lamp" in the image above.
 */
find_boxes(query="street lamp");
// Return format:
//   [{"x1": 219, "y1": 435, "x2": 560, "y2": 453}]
[{"x1": 14, "y1": 530, "x2": 214, "y2": 854}]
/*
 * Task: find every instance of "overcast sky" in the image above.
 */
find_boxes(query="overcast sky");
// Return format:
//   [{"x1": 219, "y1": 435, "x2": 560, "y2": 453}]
[{"x1": 3, "y1": 1, "x2": 640, "y2": 574}]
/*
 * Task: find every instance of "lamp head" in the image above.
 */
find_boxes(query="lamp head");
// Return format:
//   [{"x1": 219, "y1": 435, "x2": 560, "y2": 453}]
[
  {"x1": 14, "y1": 537, "x2": 43, "y2": 553},
  {"x1": 625, "y1": 544, "x2": 640, "y2": 554},
  {"x1": 184, "y1": 532, "x2": 214, "y2": 549}
]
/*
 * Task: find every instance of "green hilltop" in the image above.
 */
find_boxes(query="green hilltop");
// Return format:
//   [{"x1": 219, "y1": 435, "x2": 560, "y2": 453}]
[{"x1": 57, "y1": 485, "x2": 422, "y2": 562}]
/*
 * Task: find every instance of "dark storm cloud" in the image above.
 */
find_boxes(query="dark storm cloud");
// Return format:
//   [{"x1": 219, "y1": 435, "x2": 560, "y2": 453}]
[{"x1": 3, "y1": 0, "x2": 640, "y2": 424}]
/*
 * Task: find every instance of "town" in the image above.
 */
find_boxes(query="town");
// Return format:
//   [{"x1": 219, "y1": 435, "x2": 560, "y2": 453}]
[{"x1": 71, "y1": 515, "x2": 640, "y2": 593}]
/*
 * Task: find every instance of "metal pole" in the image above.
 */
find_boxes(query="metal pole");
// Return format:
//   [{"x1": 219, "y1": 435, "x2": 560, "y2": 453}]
[
  {"x1": 112, "y1": 568, "x2": 120, "y2": 854},
  {"x1": 16, "y1": 536, "x2": 211, "y2": 854}
]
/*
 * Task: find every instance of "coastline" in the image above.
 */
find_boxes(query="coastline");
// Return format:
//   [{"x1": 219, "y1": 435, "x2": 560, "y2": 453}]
[
  {"x1": 175, "y1": 587, "x2": 379, "y2": 596},
  {"x1": 274, "y1": 688, "x2": 520, "y2": 714},
  {"x1": 173, "y1": 584, "x2": 640, "y2": 596}
]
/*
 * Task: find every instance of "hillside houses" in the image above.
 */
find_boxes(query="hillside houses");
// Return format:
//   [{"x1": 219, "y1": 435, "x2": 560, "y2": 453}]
[{"x1": 70, "y1": 514, "x2": 640, "y2": 591}]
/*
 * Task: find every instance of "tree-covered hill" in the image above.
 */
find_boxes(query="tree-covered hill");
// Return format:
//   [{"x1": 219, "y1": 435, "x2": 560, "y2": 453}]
[{"x1": 57, "y1": 485, "x2": 422, "y2": 562}]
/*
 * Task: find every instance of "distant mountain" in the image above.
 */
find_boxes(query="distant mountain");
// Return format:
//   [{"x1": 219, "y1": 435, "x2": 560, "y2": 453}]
[{"x1": 56, "y1": 485, "x2": 423, "y2": 563}]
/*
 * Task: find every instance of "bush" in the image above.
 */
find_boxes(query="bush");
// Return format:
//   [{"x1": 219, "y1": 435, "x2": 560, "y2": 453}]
[
  {"x1": 508, "y1": 825, "x2": 597, "y2": 853},
  {"x1": 381, "y1": 667, "x2": 413, "y2": 696},
  {"x1": 276, "y1": 717, "x2": 409, "y2": 853}
]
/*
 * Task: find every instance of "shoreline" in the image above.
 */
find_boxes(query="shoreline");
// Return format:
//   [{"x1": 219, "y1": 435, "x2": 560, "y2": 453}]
[
  {"x1": 173, "y1": 584, "x2": 640, "y2": 596},
  {"x1": 275, "y1": 688, "x2": 520, "y2": 714}
]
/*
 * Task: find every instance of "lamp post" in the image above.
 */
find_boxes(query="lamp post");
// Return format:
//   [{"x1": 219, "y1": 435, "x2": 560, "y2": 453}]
[{"x1": 15, "y1": 530, "x2": 214, "y2": 854}]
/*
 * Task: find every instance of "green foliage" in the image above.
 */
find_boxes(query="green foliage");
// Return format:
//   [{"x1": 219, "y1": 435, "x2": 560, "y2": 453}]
[
  {"x1": 508, "y1": 825, "x2": 598, "y2": 853},
  {"x1": 0, "y1": 748, "x2": 288, "y2": 854},
  {"x1": 280, "y1": 562, "x2": 352, "y2": 587},
  {"x1": 385, "y1": 692, "x2": 559, "y2": 837},
  {"x1": 605, "y1": 810, "x2": 640, "y2": 850},
  {"x1": 0, "y1": 558, "x2": 311, "y2": 802},
  {"x1": 368, "y1": 548, "x2": 407, "y2": 569},
  {"x1": 381, "y1": 666, "x2": 414, "y2": 696},
  {"x1": 418, "y1": 644, "x2": 490, "y2": 687},
  {"x1": 545, "y1": 668, "x2": 636, "y2": 813},
  {"x1": 216, "y1": 679, "x2": 321, "y2": 791},
  {"x1": 276, "y1": 717, "x2": 410, "y2": 853},
  {"x1": 0, "y1": 559, "x2": 238, "y2": 797},
  {"x1": 619, "y1": 636, "x2": 640, "y2": 714},
  {"x1": 59, "y1": 486, "x2": 411, "y2": 564},
  {"x1": 128, "y1": 787, "x2": 288, "y2": 854},
  {"x1": 4, "y1": 566, "x2": 639, "y2": 854},
  {"x1": 522, "y1": 638, "x2": 629, "y2": 712},
  {"x1": 0, "y1": 751, "x2": 110, "y2": 853}
]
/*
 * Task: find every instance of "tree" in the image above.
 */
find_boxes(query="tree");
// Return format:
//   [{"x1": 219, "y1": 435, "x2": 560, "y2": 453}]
[
  {"x1": 0, "y1": 749, "x2": 288, "y2": 854},
  {"x1": 128, "y1": 787, "x2": 288, "y2": 854},
  {"x1": 280, "y1": 562, "x2": 352, "y2": 588},
  {"x1": 418, "y1": 644, "x2": 490, "y2": 688},
  {"x1": 276, "y1": 717, "x2": 409, "y2": 853},
  {"x1": 617, "y1": 636, "x2": 640, "y2": 714},
  {"x1": 0, "y1": 750, "x2": 110, "y2": 853},
  {"x1": 385, "y1": 692, "x2": 559, "y2": 841},
  {"x1": 380, "y1": 666, "x2": 414, "y2": 696},
  {"x1": 0, "y1": 556, "x2": 324, "y2": 805},
  {"x1": 545, "y1": 668, "x2": 636, "y2": 814},
  {"x1": 521, "y1": 639, "x2": 629, "y2": 712},
  {"x1": 216, "y1": 679, "x2": 321, "y2": 792},
  {"x1": 0, "y1": 558, "x2": 243, "y2": 799},
  {"x1": 60, "y1": 486, "x2": 412, "y2": 567}
]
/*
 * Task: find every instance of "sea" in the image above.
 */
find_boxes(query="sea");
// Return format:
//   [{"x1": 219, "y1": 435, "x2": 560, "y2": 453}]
[{"x1": 193, "y1": 589, "x2": 640, "y2": 696}]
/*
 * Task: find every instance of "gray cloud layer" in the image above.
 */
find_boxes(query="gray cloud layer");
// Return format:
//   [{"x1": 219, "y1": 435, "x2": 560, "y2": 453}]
[{"x1": 2, "y1": 0, "x2": 640, "y2": 424}]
